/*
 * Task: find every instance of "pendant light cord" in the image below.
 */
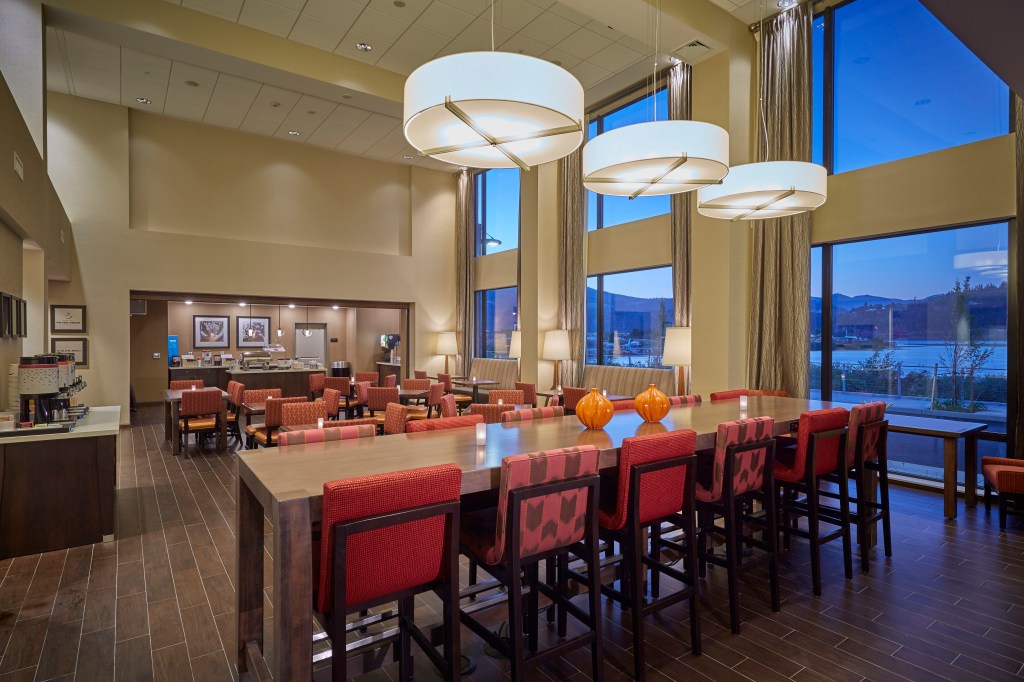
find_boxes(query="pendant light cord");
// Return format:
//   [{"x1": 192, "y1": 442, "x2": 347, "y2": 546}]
[
  {"x1": 490, "y1": 0, "x2": 495, "y2": 51},
  {"x1": 758, "y1": 0, "x2": 769, "y2": 161}
]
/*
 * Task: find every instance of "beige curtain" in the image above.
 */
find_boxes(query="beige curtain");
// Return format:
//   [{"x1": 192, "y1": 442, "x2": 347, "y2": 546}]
[
  {"x1": 668, "y1": 62, "x2": 693, "y2": 391},
  {"x1": 557, "y1": 148, "x2": 586, "y2": 387},
  {"x1": 454, "y1": 170, "x2": 475, "y2": 375},
  {"x1": 747, "y1": 5, "x2": 812, "y2": 397},
  {"x1": 1011, "y1": 94, "x2": 1024, "y2": 457}
]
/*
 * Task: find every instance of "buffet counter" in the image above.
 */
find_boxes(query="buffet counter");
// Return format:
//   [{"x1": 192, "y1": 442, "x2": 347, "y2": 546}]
[{"x1": 226, "y1": 367, "x2": 323, "y2": 396}]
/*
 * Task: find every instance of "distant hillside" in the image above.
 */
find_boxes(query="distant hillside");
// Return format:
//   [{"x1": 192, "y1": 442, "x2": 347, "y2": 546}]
[{"x1": 586, "y1": 287, "x2": 673, "y2": 336}]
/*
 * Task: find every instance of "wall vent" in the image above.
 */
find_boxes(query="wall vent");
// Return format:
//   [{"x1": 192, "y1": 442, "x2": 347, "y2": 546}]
[{"x1": 130, "y1": 299, "x2": 147, "y2": 316}]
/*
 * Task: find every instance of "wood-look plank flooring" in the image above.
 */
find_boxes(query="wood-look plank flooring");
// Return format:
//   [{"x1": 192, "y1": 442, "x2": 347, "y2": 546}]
[{"x1": 0, "y1": 405, "x2": 1022, "y2": 681}]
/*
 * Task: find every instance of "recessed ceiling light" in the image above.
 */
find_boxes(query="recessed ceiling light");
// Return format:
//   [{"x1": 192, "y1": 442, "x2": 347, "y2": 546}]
[
  {"x1": 185, "y1": 80, "x2": 199, "y2": 87},
  {"x1": 288, "y1": 130, "x2": 301, "y2": 136},
  {"x1": 403, "y1": 154, "x2": 414, "y2": 160},
  {"x1": 777, "y1": 0, "x2": 796, "y2": 7},
  {"x1": 184, "y1": 300, "x2": 193, "y2": 305},
  {"x1": 356, "y1": 42, "x2": 372, "y2": 52},
  {"x1": 307, "y1": 110, "x2": 316, "y2": 115},
  {"x1": 341, "y1": 94, "x2": 353, "y2": 100},
  {"x1": 668, "y1": 56, "x2": 681, "y2": 64},
  {"x1": 136, "y1": 97, "x2": 151, "y2": 104},
  {"x1": 270, "y1": 101, "x2": 281, "y2": 108},
  {"x1": 288, "y1": 303, "x2": 296, "y2": 308},
  {"x1": 394, "y1": 0, "x2": 406, "y2": 6}
]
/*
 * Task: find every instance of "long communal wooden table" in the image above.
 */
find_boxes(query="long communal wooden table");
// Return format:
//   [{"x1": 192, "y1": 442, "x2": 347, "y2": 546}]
[
  {"x1": 162, "y1": 388, "x2": 229, "y2": 455},
  {"x1": 233, "y1": 396, "x2": 985, "y2": 678}
]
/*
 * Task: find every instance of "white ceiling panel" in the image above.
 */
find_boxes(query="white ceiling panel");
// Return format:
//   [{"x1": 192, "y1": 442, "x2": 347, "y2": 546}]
[
  {"x1": 415, "y1": 2, "x2": 477, "y2": 38},
  {"x1": 204, "y1": 73, "x2": 262, "y2": 126},
  {"x1": 539, "y1": 46, "x2": 580, "y2": 69},
  {"x1": 568, "y1": 60, "x2": 611, "y2": 88},
  {"x1": 546, "y1": 2, "x2": 591, "y2": 26},
  {"x1": 69, "y1": 63, "x2": 121, "y2": 89},
  {"x1": 520, "y1": 12, "x2": 578, "y2": 46},
  {"x1": 182, "y1": 0, "x2": 244, "y2": 22},
  {"x1": 163, "y1": 61, "x2": 218, "y2": 119},
  {"x1": 456, "y1": 17, "x2": 514, "y2": 49},
  {"x1": 306, "y1": 105, "x2": 372, "y2": 148},
  {"x1": 334, "y1": 31, "x2": 392, "y2": 63},
  {"x1": 238, "y1": 0, "x2": 300, "y2": 36},
  {"x1": 351, "y1": 7, "x2": 410, "y2": 42},
  {"x1": 393, "y1": 25, "x2": 449, "y2": 56},
  {"x1": 336, "y1": 112, "x2": 400, "y2": 155},
  {"x1": 74, "y1": 80, "x2": 122, "y2": 104},
  {"x1": 273, "y1": 93, "x2": 338, "y2": 139},
  {"x1": 364, "y1": 126, "x2": 413, "y2": 159},
  {"x1": 366, "y1": 0, "x2": 433, "y2": 22},
  {"x1": 500, "y1": 33, "x2": 548, "y2": 57},
  {"x1": 492, "y1": 0, "x2": 544, "y2": 33},
  {"x1": 239, "y1": 84, "x2": 302, "y2": 134},
  {"x1": 301, "y1": 0, "x2": 364, "y2": 27},
  {"x1": 587, "y1": 41, "x2": 644, "y2": 72},
  {"x1": 288, "y1": 14, "x2": 348, "y2": 51},
  {"x1": 377, "y1": 45, "x2": 434, "y2": 74},
  {"x1": 558, "y1": 26, "x2": 612, "y2": 61},
  {"x1": 45, "y1": 29, "x2": 71, "y2": 94},
  {"x1": 63, "y1": 32, "x2": 120, "y2": 73}
]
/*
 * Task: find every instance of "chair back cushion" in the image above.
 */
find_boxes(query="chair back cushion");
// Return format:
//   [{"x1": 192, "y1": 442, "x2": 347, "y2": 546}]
[
  {"x1": 309, "y1": 373, "x2": 326, "y2": 393},
  {"x1": 515, "y1": 382, "x2": 537, "y2": 407},
  {"x1": 170, "y1": 379, "x2": 204, "y2": 390},
  {"x1": 282, "y1": 400, "x2": 327, "y2": 427},
  {"x1": 561, "y1": 387, "x2": 588, "y2": 411},
  {"x1": 414, "y1": 370, "x2": 428, "y2": 379},
  {"x1": 600, "y1": 430, "x2": 696, "y2": 531},
  {"x1": 226, "y1": 381, "x2": 240, "y2": 406},
  {"x1": 785, "y1": 408, "x2": 850, "y2": 480},
  {"x1": 697, "y1": 416, "x2": 775, "y2": 503},
  {"x1": 383, "y1": 374, "x2": 397, "y2": 387},
  {"x1": 264, "y1": 396, "x2": 307, "y2": 427},
  {"x1": 321, "y1": 388, "x2": 341, "y2": 415},
  {"x1": 383, "y1": 403, "x2": 407, "y2": 435},
  {"x1": 439, "y1": 393, "x2": 457, "y2": 418},
  {"x1": 354, "y1": 381, "x2": 371, "y2": 405},
  {"x1": 500, "y1": 406, "x2": 564, "y2": 423},
  {"x1": 406, "y1": 414, "x2": 484, "y2": 432},
  {"x1": 426, "y1": 382, "x2": 445, "y2": 407},
  {"x1": 367, "y1": 387, "x2": 399, "y2": 412},
  {"x1": 709, "y1": 389, "x2": 748, "y2": 401},
  {"x1": 610, "y1": 399, "x2": 634, "y2": 411},
  {"x1": 325, "y1": 417, "x2": 377, "y2": 428},
  {"x1": 669, "y1": 394, "x2": 701, "y2": 406},
  {"x1": 580, "y1": 365, "x2": 674, "y2": 396},
  {"x1": 469, "y1": 403, "x2": 515, "y2": 424},
  {"x1": 279, "y1": 425, "x2": 375, "y2": 447},
  {"x1": 466, "y1": 358, "x2": 519, "y2": 390},
  {"x1": 847, "y1": 402, "x2": 887, "y2": 466},
  {"x1": 324, "y1": 376, "x2": 350, "y2": 394},
  {"x1": 242, "y1": 388, "x2": 282, "y2": 405},
  {"x1": 180, "y1": 388, "x2": 221, "y2": 417},
  {"x1": 437, "y1": 372, "x2": 454, "y2": 392},
  {"x1": 749, "y1": 389, "x2": 789, "y2": 397},
  {"x1": 318, "y1": 464, "x2": 461, "y2": 612},
  {"x1": 489, "y1": 389, "x2": 525, "y2": 405},
  {"x1": 484, "y1": 446, "x2": 599, "y2": 565},
  {"x1": 402, "y1": 379, "x2": 430, "y2": 392},
  {"x1": 354, "y1": 372, "x2": 379, "y2": 386}
]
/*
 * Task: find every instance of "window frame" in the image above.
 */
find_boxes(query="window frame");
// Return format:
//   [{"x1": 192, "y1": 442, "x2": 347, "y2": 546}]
[
  {"x1": 587, "y1": 264, "x2": 673, "y2": 368},
  {"x1": 473, "y1": 168, "x2": 521, "y2": 257},
  {"x1": 474, "y1": 285, "x2": 518, "y2": 359}
]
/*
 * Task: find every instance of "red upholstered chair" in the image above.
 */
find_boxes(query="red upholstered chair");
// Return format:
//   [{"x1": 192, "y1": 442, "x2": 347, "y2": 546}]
[
  {"x1": 670, "y1": 394, "x2": 702, "y2": 406},
  {"x1": 468, "y1": 403, "x2": 515, "y2": 424},
  {"x1": 409, "y1": 383, "x2": 445, "y2": 420},
  {"x1": 402, "y1": 378, "x2": 431, "y2": 406},
  {"x1": 775, "y1": 408, "x2": 853, "y2": 596},
  {"x1": 170, "y1": 379, "x2": 204, "y2": 390},
  {"x1": 610, "y1": 399, "x2": 634, "y2": 411},
  {"x1": 515, "y1": 382, "x2": 538, "y2": 408},
  {"x1": 226, "y1": 381, "x2": 244, "y2": 442},
  {"x1": 595, "y1": 430, "x2": 701, "y2": 677},
  {"x1": 984, "y1": 457, "x2": 1024, "y2": 529},
  {"x1": 366, "y1": 387, "x2": 399, "y2": 417},
  {"x1": 382, "y1": 403, "x2": 408, "y2": 435},
  {"x1": 500, "y1": 406, "x2": 565, "y2": 423},
  {"x1": 561, "y1": 386, "x2": 588, "y2": 413},
  {"x1": 488, "y1": 389, "x2": 524, "y2": 405},
  {"x1": 406, "y1": 414, "x2": 484, "y2": 433},
  {"x1": 354, "y1": 371, "x2": 379, "y2": 387},
  {"x1": 459, "y1": 446, "x2": 604, "y2": 682},
  {"x1": 282, "y1": 400, "x2": 327, "y2": 429},
  {"x1": 178, "y1": 388, "x2": 222, "y2": 455},
  {"x1": 324, "y1": 376, "x2": 350, "y2": 394},
  {"x1": 750, "y1": 389, "x2": 789, "y2": 397},
  {"x1": 278, "y1": 424, "x2": 376, "y2": 447},
  {"x1": 693, "y1": 417, "x2": 779, "y2": 633},
  {"x1": 318, "y1": 388, "x2": 342, "y2": 420},
  {"x1": 709, "y1": 389, "x2": 747, "y2": 401},
  {"x1": 324, "y1": 417, "x2": 378, "y2": 428},
  {"x1": 439, "y1": 393, "x2": 458, "y2": 418},
  {"x1": 438, "y1": 372, "x2": 472, "y2": 411},
  {"x1": 547, "y1": 394, "x2": 561, "y2": 407},
  {"x1": 840, "y1": 402, "x2": 891, "y2": 572},
  {"x1": 319, "y1": 465, "x2": 462, "y2": 681},
  {"x1": 348, "y1": 381, "x2": 371, "y2": 418},
  {"x1": 309, "y1": 372, "x2": 326, "y2": 399},
  {"x1": 414, "y1": 369, "x2": 428, "y2": 379},
  {"x1": 241, "y1": 388, "x2": 282, "y2": 447},
  {"x1": 252, "y1": 397, "x2": 307, "y2": 448},
  {"x1": 383, "y1": 374, "x2": 398, "y2": 388}
]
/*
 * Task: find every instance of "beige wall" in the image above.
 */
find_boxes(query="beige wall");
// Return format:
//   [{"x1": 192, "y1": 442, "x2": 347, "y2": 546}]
[
  {"x1": 0, "y1": 222, "x2": 24, "y2": 411},
  {"x1": 0, "y1": 0, "x2": 43, "y2": 157},
  {"x1": 352, "y1": 308, "x2": 402, "y2": 373},
  {"x1": 129, "y1": 299, "x2": 167, "y2": 403},
  {"x1": 21, "y1": 244, "x2": 45, "y2": 356},
  {"x1": 46, "y1": 92, "x2": 456, "y2": 423}
]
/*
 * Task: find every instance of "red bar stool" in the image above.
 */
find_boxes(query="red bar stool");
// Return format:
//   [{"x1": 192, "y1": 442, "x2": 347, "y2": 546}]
[
  {"x1": 459, "y1": 446, "x2": 604, "y2": 682},
  {"x1": 774, "y1": 408, "x2": 853, "y2": 596},
  {"x1": 693, "y1": 417, "x2": 779, "y2": 633},
  {"x1": 840, "y1": 402, "x2": 891, "y2": 572},
  {"x1": 595, "y1": 430, "x2": 701, "y2": 679},
  {"x1": 318, "y1": 465, "x2": 462, "y2": 681}
]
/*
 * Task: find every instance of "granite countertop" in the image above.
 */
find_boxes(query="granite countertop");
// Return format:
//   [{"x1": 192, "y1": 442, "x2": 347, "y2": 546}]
[
  {"x1": 226, "y1": 367, "x2": 324, "y2": 374},
  {"x1": 0, "y1": 406, "x2": 121, "y2": 445}
]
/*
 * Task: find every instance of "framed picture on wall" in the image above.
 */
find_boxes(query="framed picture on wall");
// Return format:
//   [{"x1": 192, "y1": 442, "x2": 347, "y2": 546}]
[
  {"x1": 51, "y1": 337, "x2": 88, "y2": 367},
  {"x1": 13, "y1": 298, "x2": 23, "y2": 337},
  {"x1": 51, "y1": 304, "x2": 87, "y2": 334},
  {"x1": 193, "y1": 315, "x2": 230, "y2": 349},
  {"x1": 237, "y1": 316, "x2": 271, "y2": 348},
  {"x1": 0, "y1": 294, "x2": 10, "y2": 337},
  {"x1": 19, "y1": 300, "x2": 27, "y2": 338}
]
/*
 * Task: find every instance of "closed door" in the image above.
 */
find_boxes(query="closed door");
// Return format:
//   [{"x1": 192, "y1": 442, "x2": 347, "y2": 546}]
[{"x1": 294, "y1": 325, "x2": 327, "y2": 366}]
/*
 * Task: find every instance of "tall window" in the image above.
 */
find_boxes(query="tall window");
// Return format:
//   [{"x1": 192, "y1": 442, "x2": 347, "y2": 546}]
[
  {"x1": 813, "y1": 0, "x2": 1009, "y2": 173},
  {"x1": 475, "y1": 169, "x2": 520, "y2": 255},
  {"x1": 587, "y1": 88, "x2": 670, "y2": 231},
  {"x1": 475, "y1": 287, "x2": 518, "y2": 358},
  {"x1": 586, "y1": 267, "x2": 673, "y2": 368},
  {"x1": 811, "y1": 222, "x2": 1009, "y2": 482}
]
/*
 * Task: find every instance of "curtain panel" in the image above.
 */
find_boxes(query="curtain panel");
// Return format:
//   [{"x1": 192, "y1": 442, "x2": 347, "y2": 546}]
[
  {"x1": 747, "y1": 5, "x2": 812, "y2": 397},
  {"x1": 668, "y1": 62, "x2": 693, "y2": 392},
  {"x1": 455, "y1": 170, "x2": 475, "y2": 375},
  {"x1": 1011, "y1": 94, "x2": 1024, "y2": 457},
  {"x1": 557, "y1": 148, "x2": 586, "y2": 387}
]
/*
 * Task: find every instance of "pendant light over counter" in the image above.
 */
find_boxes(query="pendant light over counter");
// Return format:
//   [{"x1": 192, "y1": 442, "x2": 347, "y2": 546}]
[{"x1": 404, "y1": 51, "x2": 584, "y2": 170}]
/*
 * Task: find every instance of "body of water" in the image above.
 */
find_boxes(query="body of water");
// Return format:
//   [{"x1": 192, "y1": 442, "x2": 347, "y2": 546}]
[{"x1": 810, "y1": 341, "x2": 1007, "y2": 376}]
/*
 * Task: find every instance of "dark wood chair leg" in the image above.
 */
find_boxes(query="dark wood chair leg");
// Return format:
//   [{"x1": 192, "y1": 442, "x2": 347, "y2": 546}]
[
  {"x1": 398, "y1": 595, "x2": 414, "y2": 682},
  {"x1": 878, "y1": 457, "x2": 893, "y2": 557},
  {"x1": 984, "y1": 478, "x2": 992, "y2": 513},
  {"x1": 626, "y1": 525, "x2": 645, "y2": 681},
  {"x1": 526, "y1": 562, "x2": 539, "y2": 654},
  {"x1": 507, "y1": 555, "x2": 526, "y2": 682},
  {"x1": 557, "y1": 554, "x2": 568, "y2": 638},
  {"x1": 764, "y1": 486, "x2": 780, "y2": 613},
  {"x1": 839, "y1": 464, "x2": 854, "y2": 581},
  {"x1": 724, "y1": 496, "x2": 742, "y2": 634},
  {"x1": 856, "y1": 465, "x2": 870, "y2": 574},
  {"x1": 807, "y1": 475, "x2": 823, "y2": 597},
  {"x1": 684, "y1": 503, "x2": 702, "y2": 656},
  {"x1": 586, "y1": 534, "x2": 605, "y2": 682},
  {"x1": 999, "y1": 496, "x2": 1008, "y2": 529},
  {"x1": 650, "y1": 523, "x2": 662, "y2": 598}
]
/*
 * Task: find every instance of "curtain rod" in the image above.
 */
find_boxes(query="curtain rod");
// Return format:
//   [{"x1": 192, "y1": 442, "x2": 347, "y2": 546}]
[{"x1": 748, "y1": 0, "x2": 826, "y2": 32}]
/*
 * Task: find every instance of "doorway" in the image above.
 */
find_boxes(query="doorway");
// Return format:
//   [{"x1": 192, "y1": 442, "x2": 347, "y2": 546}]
[{"x1": 294, "y1": 324, "x2": 328, "y2": 367}]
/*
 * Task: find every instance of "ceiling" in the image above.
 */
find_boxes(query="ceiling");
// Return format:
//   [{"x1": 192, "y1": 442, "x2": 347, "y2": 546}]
[{"x1": 706, "y1": 0, "x2": 785, "y2": 25}]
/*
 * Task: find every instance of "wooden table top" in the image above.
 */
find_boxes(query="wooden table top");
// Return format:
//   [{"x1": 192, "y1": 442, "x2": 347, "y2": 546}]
[
  {"x1": 453, "y1": 378, "x2": 499, "y2": 386},
  {"x1": 242, "y1": 402, "x2": 266, "y2": 415},
  {"x1": 536, "y1": 389, "x2": 631, "y2": 401},
  {"x1": 163, "y1": 388, "x2": 229, "y2": 402},
  {"x1": 397, "y1": 388, "x2": 428, "y2": 399},
  {"x1": 885, "y1": 413, "x2": 987, "y2": 437}
]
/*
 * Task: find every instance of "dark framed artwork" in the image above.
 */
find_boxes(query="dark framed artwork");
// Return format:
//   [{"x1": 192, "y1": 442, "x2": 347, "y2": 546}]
[
  {"x1": 237, "y1": 316, "x2": 271, "y2": 348},
  {"x1": 51, "y1": 337, "x2": 88, "y2": 367},
  {"x1": 13, "y1": 298, "x2": 23, "y2": 337},
  {"x1": 19, "y1": 299, "x2": 27, "y2": 338},
  {"x1": 0, "y1": 294, "x2": 10, "y2": 337},
  {"x1": 51, "y1": 304, "x2": 87, "y2": 334},
  {"x1": 193, "y1": 315, "x2": 230, "y2": 349}
]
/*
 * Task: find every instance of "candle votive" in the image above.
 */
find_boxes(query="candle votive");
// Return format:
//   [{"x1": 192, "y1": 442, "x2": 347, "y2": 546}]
[
  {"x1": 739, "y1": 410, "x2": 748, "y2": 420},
  {"x1": 191, "y1": 385, "x2": 196, "y2": 390},
  {"x1": 497, "y1": 399, "x2": 503, "y2": 405},
  {"x1": 556, "y1": 384, "x2": 562, "y2": 392},
  {"x1": 317, "y1": 417, "x2": 324, "y2": 429},
  {"x1": 475, "y1": 423, "x2": 487, "y2": 445},
  {"x1": 472, "y1": 376, "x2": 477, "y2": 382},
  {"x1": 739, "y1": 395, "x2": 748, "y2": 409},
  {"x1": 601, "y1": 389, "x2": 607, "y2": 397}
]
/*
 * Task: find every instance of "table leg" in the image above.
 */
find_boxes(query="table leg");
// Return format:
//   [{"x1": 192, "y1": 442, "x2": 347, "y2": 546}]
[
  {"x1": 164, "y1": 401, "x2": 171, "y2": 442},
  {"x1": 964, "y1": 434, "x2": 978, "y2": 508},
  {"x1": 272, "y1": 498, "x2": 314, "y2": 680},
  {"x1": 472, "y1": 386, "x2": 480, "y2": 403},
  {"x1": 236, "y1": 474, "x2": 264, "y2": 673},
  {"x1": 171, "y1": 401, "x2": 181, "y2": 455},
  {"x1": 218, "y1": 399, "x2": 228, "y2": 453},
  {"x1": 943, "y1": 437, "x2": 958, "y2": 519}
]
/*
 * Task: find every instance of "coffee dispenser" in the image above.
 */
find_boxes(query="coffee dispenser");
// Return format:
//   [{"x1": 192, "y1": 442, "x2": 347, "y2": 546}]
[{"x1": 18, "y1": 355, "x2": 61, "y2": 424}]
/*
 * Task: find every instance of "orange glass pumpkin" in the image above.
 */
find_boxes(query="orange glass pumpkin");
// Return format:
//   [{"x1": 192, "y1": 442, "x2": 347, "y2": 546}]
[
  {"x1": 575, "y1": 388, "x2": 614, "y2": 430},
  {"x1": 634, "y1": 421, "x2": 668, "y2": 438},
  {"x1": 634, "y1": 383, "x2": 670, "y2": 423}
]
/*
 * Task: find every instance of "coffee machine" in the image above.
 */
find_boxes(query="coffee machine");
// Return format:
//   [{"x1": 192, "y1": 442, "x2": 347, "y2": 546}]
[{"x1": 18, "y1": 353, "x2": 86, "y2": 424}]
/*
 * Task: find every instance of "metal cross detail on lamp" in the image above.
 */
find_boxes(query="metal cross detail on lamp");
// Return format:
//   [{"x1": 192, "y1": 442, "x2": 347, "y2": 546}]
[
  {"x1": 437, "y1": 331, "x2": 457, "y2": 374},
  {"x1": 661, "y1": 326, "x2": 692, "y2": 396},
  {"x1": 542, "y1": 329, "x2": 571, "y2": 390}
]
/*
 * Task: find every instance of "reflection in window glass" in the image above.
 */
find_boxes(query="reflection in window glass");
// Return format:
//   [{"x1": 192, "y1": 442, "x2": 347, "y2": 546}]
[
  {"x1": 475, "y1": 287, "x2": 518, "y2": 359},
  {"x1": 812, "y1": 15, "x2": 825, "y2": 167},
  {"x1": 822, "y1": 0, "x2": 1008, "y2": 173},
  {"x1": 585, "y1": 267, "x2": 673, "y2": 368},
  {"x1": 475, "y1": 169, "x2": 520, "y2": 255},
  {"x1": 587, "y1": 88, "x2": 671, "y2": 231},
  {"x1": 810, "y1": 246, "x2": 823, "y2": 397}
]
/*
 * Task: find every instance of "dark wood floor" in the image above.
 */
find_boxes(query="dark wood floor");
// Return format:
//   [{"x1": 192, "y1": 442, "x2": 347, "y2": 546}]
[{"x1": 0, "y1": 405, "x2": 1022, "y2": 681}]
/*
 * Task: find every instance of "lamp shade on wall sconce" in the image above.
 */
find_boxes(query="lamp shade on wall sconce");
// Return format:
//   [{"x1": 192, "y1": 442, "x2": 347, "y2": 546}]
[
  {"x1": 437, "y1": 331, "x2": 457, "y2": 373},
  {"x1": 508, "y1": 330, "x2": 522, "y2": 359},
  {"x1": 543, "y1": 329, "x2": 571, "y2": 390},
  {"x1": 661, "y1": 326, "x2": 692, "y2": 396}
]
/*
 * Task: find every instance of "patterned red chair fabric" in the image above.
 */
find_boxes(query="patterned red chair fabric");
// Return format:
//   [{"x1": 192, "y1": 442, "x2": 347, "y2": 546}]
[
  {"x1": 178, "y1": 388, "x2": 222, "y2": 452},
  {"x1": 843, "y1": 401, "x2": 892, "y2": 570},
  {"x1": 402, "y1": 378, "x2": 431, "y2": 392},
  {"x1": 308, "y1": 372, "x2": 326, "y2": 398},
  {"x1": 324, "y1": 376, "x2": 350, "y2": 395},
  {"x1": 366, "y1": 387, "x2": 399, "y2": 415},
  {"x1": 500, "y1": 406, "x2": 565, "y2": 423},
  {"x1": 383, "y1": 374, "x2": 397, "y2": 388},
  {"x1": 253, "y1": 396, "x2": 307, "y2": 447},
  {"x1": 469, "y1": 403, "x2": 515, "y2": 424},
  {"x1": 709, "y1": 389, "x2": 747, "y2": 401},
  {"x1": 515, "y1": 382, "x2": 537, "y2": 407},
  {"x1": 610, "y1": 399, "x2": 634, "y2": 411},
  {"x1": 670, "y1": 394, "x2": 702, "y2": 406},
  {"x1": 278, "y1": 425, "x2": 376, "y2": 447},
  {"x1": 324, "y1": 417, "x2": 378, "y2": 428},
  {"x1": 846, "y1": 401, "x2": 886, "y2": 467},
  {"x1": 382, "y1": 403, "x2": 407, "y2": 435},
  {"x1": 319, "y1": 388, "x2": 342, "y2": 419},
  {"x1": 561, "y1": 386, "x2": 588, "y2": 411},
  {"x1": 225, "y1": 381, "x2": 242, "y2": 435},
  {"x1": 282, "y1": 400, "x2": 327, "y2": 428},
  {"x1": 696, "y1": 417, "x2": 776, "y2": 503},
  {"x1": 350, "y1": 381, "x2": 371, "y2": 412},
  {"x1": 406, "y1": 414, "x2": 483, "y2": 433},
  {"x1": 750, "y1": 389, "x2": 789, "y2": 397},
  {"x1": 354, "y1": 371, "x2": 379, "y2": 387},
  {"x1": 169, "y1": 379, "x2": 204, "y2": 390},
  {"x1": 414, "y1": 369, "x2": 428, "y2": 379},
  {"x1": 984, "y1": 457, "x2": 1024, "y2": 529},
  {"x1": 488, "y1": 389, "x2": 524, "y2": 405},
  {"x1": 438, "y1": 372, "x2": 472, "y2": 410},
  {"x1": 408, "y1": 383, "x2": 445, "y2": 420},
  {"x1": 439, "y1": 393, "x2": 458, "y2": 418},
  {"x1": 775, "y1": 408, "x2": 850, "y2": 483},
  {"x1": 547, "y1": 394, "x2": 561, "y2": 407}
]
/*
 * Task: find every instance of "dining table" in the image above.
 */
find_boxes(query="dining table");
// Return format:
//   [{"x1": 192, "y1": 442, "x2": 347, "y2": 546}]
[
  {"x1": 451, "y1": 377, "x2": 498, "y2": 402},
  {"x1": 162, "y1": 388, "x2": 229, "y2": 455},
  {"x1": 537, "y1": 389, "x2": 632, "y2": 402}
]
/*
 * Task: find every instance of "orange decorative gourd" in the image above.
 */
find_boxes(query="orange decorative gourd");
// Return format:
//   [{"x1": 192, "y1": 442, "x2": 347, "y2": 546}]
[
  {"x1": 575, "y1": 388, "x2": 614, "y2": 430},
  {"x1": 634, "y1": 384, "x2": 670, "y2": 423}
]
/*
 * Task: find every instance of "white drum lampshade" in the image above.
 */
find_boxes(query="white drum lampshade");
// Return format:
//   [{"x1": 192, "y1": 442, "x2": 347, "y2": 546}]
[
  {"x1": 697, "y1": 161, "x2": 827, "y2": 221},
  {"x1": 583, "y1": 121, "x2": 730, "y2": 198},
  {"x1": 404, "y1": 52, "x2": 584, "y2": 169}
]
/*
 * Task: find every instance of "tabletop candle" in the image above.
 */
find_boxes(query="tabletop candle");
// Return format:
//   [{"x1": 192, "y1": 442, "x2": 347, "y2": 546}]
[
  {"x1": 472, "y1": 376, "x2": 476, "y2": 382},
  {"x1": 739, "y1": 395, "x2": 748, "y2": 409},
  {"x1": 497, "y1": 399, "x2": 503, "y2": 405},
  {"x1": 601, "y1": 389, "x2": 607, "y2": 397},
  {"x1": 475, "y1": 422, "x2": 487, "y2": 445},
  {"x1": 317, "y1": 417, "x2": 324, "y2": 429}
]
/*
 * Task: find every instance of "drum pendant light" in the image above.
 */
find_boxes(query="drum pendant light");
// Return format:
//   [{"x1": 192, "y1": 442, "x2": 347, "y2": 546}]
[
  {"x1": 582, "y1": 0, "x2": 729, "y2": 198},
  {"x1": 403, "y1": 2, "x2": 583, "y2": 169}
]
